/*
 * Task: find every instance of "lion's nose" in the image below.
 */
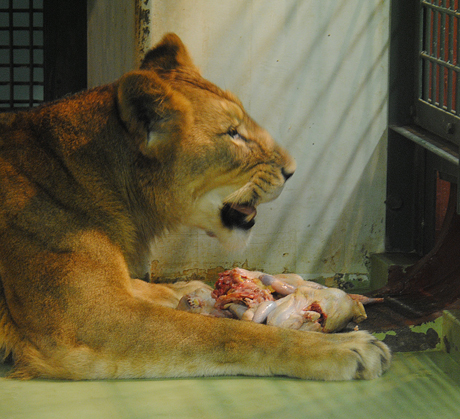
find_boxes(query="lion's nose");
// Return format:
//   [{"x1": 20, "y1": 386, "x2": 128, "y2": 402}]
[{"x1": 282, "y1": 167, "x2": 294, "y2": 181}]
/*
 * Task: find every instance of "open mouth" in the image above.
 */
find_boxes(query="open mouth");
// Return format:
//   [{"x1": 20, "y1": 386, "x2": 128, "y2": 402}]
[{"x1": 220, "y1": 203, "x2": 257, "y2": 231}]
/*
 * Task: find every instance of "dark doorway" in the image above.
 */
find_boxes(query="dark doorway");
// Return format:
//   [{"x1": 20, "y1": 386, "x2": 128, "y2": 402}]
[{"x1": 0, "y1": 0, "x2": 87, "y2": 110}]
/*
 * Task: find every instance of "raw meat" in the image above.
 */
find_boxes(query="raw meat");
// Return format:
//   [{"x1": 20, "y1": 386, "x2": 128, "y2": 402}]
[
  {"x1": 211, "y1": 268, "x2": 274, "y2": 309},
  {"x1": 177, "y1": 268, "x2": 383, "y2": 333}
]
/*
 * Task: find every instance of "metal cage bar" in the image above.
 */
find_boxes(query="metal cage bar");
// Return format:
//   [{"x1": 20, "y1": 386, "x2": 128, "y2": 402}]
[
  {"x1": 416, "y1": 0, "x2": 460, "y2": 152},
  {"x1": 422, "y1": 5, "x2": 432, "y2": 101},
  {"x1": 0, "y1": 0, "x2": 44, "y2": 110},
  {"x1": 419, "y1": 0, "x2": 460, "y2": 115},
  {"x1": 439, "y1": 0, "x2": 446, "y2": 109},
  {"x1": 457, "y1": 0, "x2": 460, "y2": 115},
  {"x1": 431, "y1": 3, "x2": 438, "y2": 105},
  {"x1": 447, "y1": 10, "x2": 454, "y2": 111}
]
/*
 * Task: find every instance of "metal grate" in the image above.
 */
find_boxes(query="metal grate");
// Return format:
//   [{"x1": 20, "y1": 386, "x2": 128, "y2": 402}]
[
  {"x1": 420, "y1": 0, "x2": 460, "y2": 116},
  {"x1": 0, "y1": 0, "x2": 44, "y2": 110}
]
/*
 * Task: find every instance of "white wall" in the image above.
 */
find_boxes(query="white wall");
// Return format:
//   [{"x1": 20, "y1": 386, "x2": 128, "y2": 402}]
[
  {"x1": 89, "y1": 0, "x2": 390, "y2": 285},
  {"x1": 145, "y1": 0, "x2": 390, "y2": 284}
]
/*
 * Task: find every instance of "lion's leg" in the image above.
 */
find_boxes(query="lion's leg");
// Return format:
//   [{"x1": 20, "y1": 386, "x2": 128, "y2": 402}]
[
  {"x1": 4, "y1": 232, "x2": 390, "y2": 381},
  {"x1": 12, "y1": 290, "x2": 391, "y2": 380},
  {"x1": 129, "y1": 278, "x2": 211, "y2": 308},
  {"x1": 9, "y1": 276, "x2": 391, "y2": 380}
]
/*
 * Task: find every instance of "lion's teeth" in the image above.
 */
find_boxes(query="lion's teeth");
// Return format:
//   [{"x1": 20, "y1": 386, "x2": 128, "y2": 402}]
[{"x1": 245, "y1": 212, "x2": 256, "y2": 222}]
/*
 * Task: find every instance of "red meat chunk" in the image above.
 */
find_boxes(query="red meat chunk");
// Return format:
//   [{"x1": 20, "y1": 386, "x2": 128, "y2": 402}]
[{"x1": 212, "y1": 268, "x2": 274, "y2": 309}]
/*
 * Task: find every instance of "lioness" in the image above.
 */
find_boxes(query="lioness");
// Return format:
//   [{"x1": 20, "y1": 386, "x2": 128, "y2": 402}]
[{"x1": 0, "y1": 34, "x2": 390, "y2": 380}]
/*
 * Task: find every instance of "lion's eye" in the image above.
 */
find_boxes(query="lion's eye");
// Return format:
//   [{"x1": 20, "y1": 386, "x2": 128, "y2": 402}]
[
  {"x1": 227, "y1": 128, "x2": 247, "y2": 142},
  {"x1": 227, "y1": 128, "x2": 240, "y2": 139}
]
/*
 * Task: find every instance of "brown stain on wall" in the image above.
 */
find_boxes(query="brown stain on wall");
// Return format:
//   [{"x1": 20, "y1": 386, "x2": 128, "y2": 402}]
[
  {"x1": 149, "y1": 260, "x2": 271, "y2": 286},
  {"x1": 150, "y1": 266, "x2": 225, "y2": 286},
  {"x1": 135, "y1": 0, "x2": 151, "y2": 65}
]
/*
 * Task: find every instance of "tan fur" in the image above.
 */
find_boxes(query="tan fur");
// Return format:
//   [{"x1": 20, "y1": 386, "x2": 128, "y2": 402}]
[{"x1": 0, "y1": 34, "x2": 390, "y2": 380}]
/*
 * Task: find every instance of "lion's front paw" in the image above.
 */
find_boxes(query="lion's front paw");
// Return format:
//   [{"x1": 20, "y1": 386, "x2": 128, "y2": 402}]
[{"x1": 331, "y1": 331, "x2": 391, "y2": 380}]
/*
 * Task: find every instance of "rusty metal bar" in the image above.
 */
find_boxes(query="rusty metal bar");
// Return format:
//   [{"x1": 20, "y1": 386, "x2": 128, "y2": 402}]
[
  {"x1": 439, "y1": 0, "x2": 446, "y2": 109},
  {"x1": 447, "y1": 10, "x2": 454, "y2": 112},
  {"x1": 421, "y1": 0, "x2": 460, "y2": 18}
]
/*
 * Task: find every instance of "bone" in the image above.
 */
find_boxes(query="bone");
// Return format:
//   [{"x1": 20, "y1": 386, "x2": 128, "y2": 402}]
[
  {"x1": 228, "y1": 303, "x2": 250, "y2": 320},
  {"x1": 348, "y1": 294, "x2": 384, "y2": 305}
]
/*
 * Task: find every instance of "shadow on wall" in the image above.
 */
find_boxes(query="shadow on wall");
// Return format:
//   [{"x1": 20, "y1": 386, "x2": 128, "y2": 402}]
[
  {"x1": 248, "y1": 0, "x2": 389, "y2": 276},
  {"x1": 148, "y1": 0, "x2": 389, "y2": 281}
]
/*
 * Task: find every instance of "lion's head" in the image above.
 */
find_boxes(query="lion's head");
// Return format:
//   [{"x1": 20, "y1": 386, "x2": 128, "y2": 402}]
[{"x1": 117, "y1": 34, "x2": 295, "y2": 251}]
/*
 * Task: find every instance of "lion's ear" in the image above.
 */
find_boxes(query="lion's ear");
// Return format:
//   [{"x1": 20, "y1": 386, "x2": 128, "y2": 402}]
[
  {"x1": 117, "y1": 71, "x2": 191, "y2": 156},
  {"x1": 140, "y1": 33, "x2": 196, "y2": 72}
]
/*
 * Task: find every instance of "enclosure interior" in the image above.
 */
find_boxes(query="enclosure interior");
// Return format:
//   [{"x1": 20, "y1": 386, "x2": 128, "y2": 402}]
[{"x1": 1, "y1": 1, "x2": 460, "y2": 418}]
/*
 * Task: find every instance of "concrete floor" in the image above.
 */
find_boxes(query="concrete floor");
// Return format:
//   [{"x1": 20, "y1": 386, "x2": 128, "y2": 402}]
[{"x1": 1, "y1": 350, "x2": 460, "y2": 419}]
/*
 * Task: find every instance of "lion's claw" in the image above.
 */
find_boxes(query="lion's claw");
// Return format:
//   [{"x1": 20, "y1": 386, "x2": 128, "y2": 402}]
[{"x1": 345, "y1": 332, "x2": 391, "y2": 380}]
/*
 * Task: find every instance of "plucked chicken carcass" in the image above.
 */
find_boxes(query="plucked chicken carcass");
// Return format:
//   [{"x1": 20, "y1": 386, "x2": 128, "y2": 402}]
[{"x1": 177, "y1": 268, "x2": 382, "y2": 333}]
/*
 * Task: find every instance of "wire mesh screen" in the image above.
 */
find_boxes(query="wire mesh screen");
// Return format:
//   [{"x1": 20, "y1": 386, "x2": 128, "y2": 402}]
[
  {"x1": 0, "y1": 0, "x2": 44, "y2": 110},
  {"x1": 420, "y1": 0, "x2": 460, "y2": 116}
]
